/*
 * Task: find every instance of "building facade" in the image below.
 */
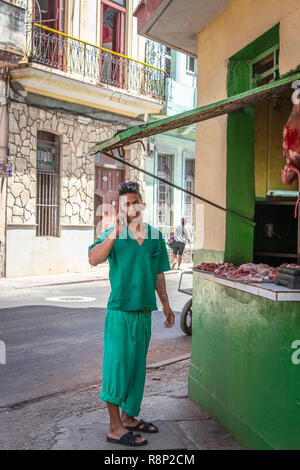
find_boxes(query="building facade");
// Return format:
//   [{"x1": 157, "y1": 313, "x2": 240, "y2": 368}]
[
  {"x1": 142, "y1": 40, "x2": 196, "y2": 261},
  {"x1": 0, "y1": 0, "x2": 166, "y2": 277}
]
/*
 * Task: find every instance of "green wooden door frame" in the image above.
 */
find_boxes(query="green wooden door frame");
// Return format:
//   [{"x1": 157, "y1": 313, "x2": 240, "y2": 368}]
[{"x1": 224, "y1": 24, "x2": 281, "y2": 264}]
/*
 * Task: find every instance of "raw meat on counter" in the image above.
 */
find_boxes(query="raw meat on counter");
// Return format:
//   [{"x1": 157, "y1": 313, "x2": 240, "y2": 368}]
[
  {"x1": 280, "y1": 263, "x2": 300, "y2": 269},
  {"x1": 193, "y1": 262, "x2": 220, "y2": 272},
  {"x1": 194, "y1": 262, "x2": 278, "y2": 282},
  {"x1": 213, "y1": 263, "x2": 236, "y2": 276}
]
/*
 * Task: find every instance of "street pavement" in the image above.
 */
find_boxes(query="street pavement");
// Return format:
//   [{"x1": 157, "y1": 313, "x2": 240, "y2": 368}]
[
  {"x1": 0, "y1": 265, "x2": 192, "y2": 408},
  {"x1": 0, "y1": 265, "x2": 242, "y2": 450}
]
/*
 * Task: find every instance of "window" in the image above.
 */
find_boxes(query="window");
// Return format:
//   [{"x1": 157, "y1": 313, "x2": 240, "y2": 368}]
[
  {"x1": 34, "y1": 0, "x2": 65, "y2": 31},
  {"x1": 250, "y1": 44, "x2": 279, "y2": 88},
  {"x1": 186, "y1": 56, "x2": 196, "y2": 74},
  {"x1": 100, "y1": 0, "x2": 126, "y2": 86},
  {"x1": 109, "y1": 0, "x2": 126, "y2": 6},
  {"x1": 33, "y1": 0, "x2": 65, "y2": 70},
  {"x1": 36, "y1": 131, "x2": 60, "y2": 237},
  {"x1": 157, "y1": 153, "x2": 173, "y2": 226},
  {"x1": 184, "y1": 159, "x2": 195, "y2": 226},
  {"x1": 101, "y1": 0, "x2": 126, "y2": 54}
]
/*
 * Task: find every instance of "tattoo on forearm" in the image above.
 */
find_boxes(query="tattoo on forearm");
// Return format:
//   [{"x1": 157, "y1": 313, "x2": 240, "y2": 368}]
[{"x1": 156, "y1": 274, "x2": 169, "y2": 306}]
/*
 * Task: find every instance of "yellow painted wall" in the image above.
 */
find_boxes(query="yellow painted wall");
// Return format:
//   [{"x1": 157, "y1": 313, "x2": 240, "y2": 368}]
[
  {"x1": 255, "y1": 94, "x2": 298, "y2": 197},
  {"x1": 196, "y1": 0, "x2": 300, "y2": 252},
  {"x1": 254, "y1": 101, "x2": 269, "y2": 198}
]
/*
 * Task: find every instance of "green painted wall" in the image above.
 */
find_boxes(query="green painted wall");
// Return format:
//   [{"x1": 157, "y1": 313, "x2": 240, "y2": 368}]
[
  {"x1": 224, "y1": 24, "x2": 280, "y2": 264},
  {"x1": 189, "y1": 275, "x2": 300, "y2": 449},
  {"x1": 225, "y1": 108, "x2": 255, "y2": 264},
  {"x1": 194, "y1": 248, "x2": 224, "y2": 266}
]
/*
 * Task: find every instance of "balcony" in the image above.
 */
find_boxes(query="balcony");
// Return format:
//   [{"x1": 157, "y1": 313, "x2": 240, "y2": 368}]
[{"x1": 10, "y1": 22, "x2": 166, "y2": 118}]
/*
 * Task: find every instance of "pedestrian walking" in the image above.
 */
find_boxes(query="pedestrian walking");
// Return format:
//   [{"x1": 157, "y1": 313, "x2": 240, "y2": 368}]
[
  {"x1": 171, "y1": 218, "x2": 191, "y2": 270},
  {"x1": 88, "y1": 181, "x2": 175, "y2": 447},
  {"x1": 168, "y1": 227, "x2": 176, "y2": 250}
]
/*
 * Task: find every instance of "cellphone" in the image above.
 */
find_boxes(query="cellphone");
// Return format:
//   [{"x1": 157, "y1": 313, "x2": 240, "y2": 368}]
[{"x1": 119, "y1": 210, "x2": 126, "y2": 227}]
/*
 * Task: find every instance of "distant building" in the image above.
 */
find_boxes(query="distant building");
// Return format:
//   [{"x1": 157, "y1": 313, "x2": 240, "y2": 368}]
[{"x1": 142, "y1": 40, "x2": 196, "y2": 261}]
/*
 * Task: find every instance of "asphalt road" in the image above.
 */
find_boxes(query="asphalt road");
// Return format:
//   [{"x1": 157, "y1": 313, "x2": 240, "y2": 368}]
[{"x1": 0, "y1": 272, "x2": 192, "y2": 408}]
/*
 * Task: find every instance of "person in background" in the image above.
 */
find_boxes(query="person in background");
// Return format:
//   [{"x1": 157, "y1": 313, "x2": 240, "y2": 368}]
[
  {"x1": 168, "y1": 227, "x2": 176, "y2": 251},
  {"x1": 171, "y1": 218, "x2": 191, "y2": 270}
]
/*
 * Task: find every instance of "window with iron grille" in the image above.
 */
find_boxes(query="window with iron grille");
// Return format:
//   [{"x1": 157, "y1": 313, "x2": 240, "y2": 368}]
[
  {"x1": 184, "y1": 158, "x2": 195, "y2": 226},
  {"x1": 36, "y1": 131, "x2": 60, "y2": 237},
  {"x1": 250, "y1": 44, "x2": 279, "y2": 89},
  {"x1": 186, "y1": 56, "x2": 196, "y2": 74},
  {"x1": 157, "y1": 153, "x2": 173, "y2": 226}
]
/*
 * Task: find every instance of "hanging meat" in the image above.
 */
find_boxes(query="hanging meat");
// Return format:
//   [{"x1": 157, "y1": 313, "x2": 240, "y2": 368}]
[{"x1": 282, "y1": 80, "x2": 300, "y2": 217}]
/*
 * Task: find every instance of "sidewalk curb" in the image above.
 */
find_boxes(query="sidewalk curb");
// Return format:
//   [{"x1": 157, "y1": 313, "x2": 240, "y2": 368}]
[
  {"x1": 0, "y1": 266, "x2": 188, "y2": 290},
  {"x1": 147, "y1": 353, "x2": 191, "y2": 369}
]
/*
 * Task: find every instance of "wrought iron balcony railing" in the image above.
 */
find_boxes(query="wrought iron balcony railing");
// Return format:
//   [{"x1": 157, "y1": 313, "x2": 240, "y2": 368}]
[{"x1": 27, "y1": 23, "x2": 167, "y2": 102}]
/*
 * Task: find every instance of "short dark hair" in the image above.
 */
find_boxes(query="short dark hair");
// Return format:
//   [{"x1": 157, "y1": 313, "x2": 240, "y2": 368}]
[{"x1": 118, "y1": 181, "x2": 142, "y2": 200}]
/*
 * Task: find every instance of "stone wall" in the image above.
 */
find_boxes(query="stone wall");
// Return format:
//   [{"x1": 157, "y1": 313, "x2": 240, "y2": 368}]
[
  {"x1": 125, "y1": 143, "x2": 146, "y2": 198},
  {"x1": 7, "y1": 102, "x2": 145, "y2": 228}
]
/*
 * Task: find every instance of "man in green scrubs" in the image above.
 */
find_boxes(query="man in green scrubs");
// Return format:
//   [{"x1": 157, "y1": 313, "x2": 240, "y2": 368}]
[{"x1": 88, "y1": 181, "x2": 175, "y2": 447}]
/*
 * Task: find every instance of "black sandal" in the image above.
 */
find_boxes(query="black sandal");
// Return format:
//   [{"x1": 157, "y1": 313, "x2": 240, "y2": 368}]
[
  {"x1": 106, "y1": 431, "x2": 147, "y2": 446},
  {"x1": 125, "y1": 419, "x2": 159, "y2": 433}
]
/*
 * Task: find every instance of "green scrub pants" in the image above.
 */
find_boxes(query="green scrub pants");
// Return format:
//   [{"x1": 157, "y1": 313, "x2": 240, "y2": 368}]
[{"x1": 100, "y1": 308, "x2": 152, "y2": 417}]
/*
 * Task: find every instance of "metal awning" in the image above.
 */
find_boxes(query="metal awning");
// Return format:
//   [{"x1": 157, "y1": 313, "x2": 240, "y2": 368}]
[
  {"x1": 89, "y1": 71, "x2": 300, "y2": 223},
  {"x1": 90, "y1": 71, "x2": 300, "y2": 154}
]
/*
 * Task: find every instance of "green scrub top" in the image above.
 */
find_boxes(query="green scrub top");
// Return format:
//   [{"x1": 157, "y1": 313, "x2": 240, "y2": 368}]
[{"x1": 88, "y1": 223, "x2": 171, "y2": 311}]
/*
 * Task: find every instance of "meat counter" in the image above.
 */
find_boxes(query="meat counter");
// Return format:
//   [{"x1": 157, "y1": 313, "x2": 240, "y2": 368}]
[{"x1": 194, "y1": 270, "x2": 300, "y2": 301}]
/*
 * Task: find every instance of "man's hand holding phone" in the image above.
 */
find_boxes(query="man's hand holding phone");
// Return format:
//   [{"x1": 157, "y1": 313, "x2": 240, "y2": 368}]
[
  {"x1": 114, "y1": 212, "x2": 126, "y2": 238},
  {"x1": 110, "y1": 196, "x2": 126, "y2": 239}
]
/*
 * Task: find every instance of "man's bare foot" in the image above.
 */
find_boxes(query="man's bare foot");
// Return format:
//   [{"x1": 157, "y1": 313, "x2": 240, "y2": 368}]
[
  {"x1": 121, "y1": 412, "x2": 157, "y2": 432},
  {"x1": 107, "y1": 424, "x2": 146, "y2": 444}
]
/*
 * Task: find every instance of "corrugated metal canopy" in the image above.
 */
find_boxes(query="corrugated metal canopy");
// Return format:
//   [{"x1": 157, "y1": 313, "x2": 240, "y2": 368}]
[{"x1": 89, "y1": 71, "x2": 300, "y2": 154}]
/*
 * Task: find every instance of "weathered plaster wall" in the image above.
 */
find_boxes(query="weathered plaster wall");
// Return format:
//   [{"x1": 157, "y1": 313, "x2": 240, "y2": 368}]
[
  {"x1": 0, "y1": 0, "x2": 24, "y2": 55},
  {"x1": 0, "y1": 177, "x2": 6, "y2": 277},
  {"x1": 196, "y1": 0, "x2": 300, "y2": 256}
]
